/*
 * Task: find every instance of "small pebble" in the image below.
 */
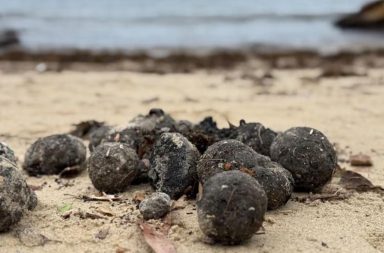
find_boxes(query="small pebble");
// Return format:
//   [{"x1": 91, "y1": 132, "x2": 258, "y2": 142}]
[
  {"x1": 139, "y1": 192, "x2": 171, "y2": 220},
  {"x1": 149, "y1": 133, "x2": 200, "y2": 199},
  {"x1": 197, "y1": 171, "x2": 267, "y2": 245},
  {"x1": 270, "y1": 127, "x2": 337, "y2": 191},
  {"x1": 88, "y1": 142, "x2": 139, "y2": 193},
  {"x1": 23, "y1": 134, "x2": 87, "y2": 176}
]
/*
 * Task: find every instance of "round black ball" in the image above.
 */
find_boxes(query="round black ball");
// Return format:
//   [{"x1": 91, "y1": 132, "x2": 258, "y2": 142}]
[
  {"x1": 197, "y1": 170, "x2": 267, "y2": 244},
  {"x1": 270, "y1": 127, "x2": 337, "y2": 191}
]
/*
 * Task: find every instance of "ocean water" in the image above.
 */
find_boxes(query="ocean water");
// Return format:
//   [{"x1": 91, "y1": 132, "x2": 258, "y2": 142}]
[{"x1": 0, "y1": 0, "x2": 382, "y2": 53}]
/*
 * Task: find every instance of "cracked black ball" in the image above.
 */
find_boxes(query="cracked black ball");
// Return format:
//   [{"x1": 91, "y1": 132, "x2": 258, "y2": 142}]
[{"x1": 149, "y1": 133, "x2": 200, "y2": 199}]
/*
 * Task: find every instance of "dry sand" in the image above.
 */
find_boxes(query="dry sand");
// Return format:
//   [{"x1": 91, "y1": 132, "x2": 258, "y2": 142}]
[{"x1": 0, "y1": 64, "x2": 384, "y2": 253}]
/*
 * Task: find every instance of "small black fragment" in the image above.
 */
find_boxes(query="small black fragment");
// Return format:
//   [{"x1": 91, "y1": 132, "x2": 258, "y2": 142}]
[
  {"x1": 88, "y1": 142, "x2": 140, "y2": 193},
  {"x1": 149, "y1": 133, "x2": 200, "y2": 199},
  {"x1": 23, "y1": 134, "x2": 87, "y2": 176},
  {"x1": 0, "y1": 142, "x2": 17, "y2": 164},
  {"x1": 197, "y1": 170, "x2": 267, "y2": 245},
  {"x1": 88, "y1": 125, "x2": 113, "y2": 152},
  {"x1": 270, "y1": 127, "x2": 337, "y2": 191}
]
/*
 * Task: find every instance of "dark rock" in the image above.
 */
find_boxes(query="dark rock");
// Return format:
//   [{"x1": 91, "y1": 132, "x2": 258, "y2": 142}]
[
  {"x1": 139, "y1": 192, "x2": 171, "y2": 220},
  {"x1": 0, "y1": 158, "x2": 37, "y2": 232},
  {"x1": 335, "y1": 0, "x2": 384, "y2": 29},
  {"x1": 0, "y1": 142, "x2": 17, "y2": 164},
  {"x1": 88, "y1": 142, "x2": 140, "y2": 193},
  {"x1": 197, "y1": 171, "x2": 267, "y2": 245},
  {"x1": 23, "y1": 134, "x2": 87, "y2": 176},
  {"x1": 270, "y1": 127, "x2": 337, "y2": 191},
  {"x1": 149, "y1": 133, "x2": 200, "y2": 199}
]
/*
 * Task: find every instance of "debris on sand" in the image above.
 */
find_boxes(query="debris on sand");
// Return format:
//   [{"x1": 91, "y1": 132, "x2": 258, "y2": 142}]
[{"x1": 350, "y1": 153, "x2": 373, "y2": 167}]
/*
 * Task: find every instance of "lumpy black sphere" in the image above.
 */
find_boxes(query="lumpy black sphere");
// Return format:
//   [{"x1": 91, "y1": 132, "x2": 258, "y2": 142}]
[
  {"x1": 88, "y1": 142, "x2": 140, "y2": 193},
  {"x1": 197, "y1": 171, "x2": 267, "y2": 245},
  {"x1": 270, "y1": 127, "x2": 337, "y2": 191},
  {"x1": 149, "y1": 133, "x2": 200, "y2": 199},
  {"x1": 197, "y1": 139, "x2": 269, "y2": 184},
  {"x1": 0, "y1": 158, "x2": 37, "y2": 232},
  {"x1": 23, "y1": 134, "x2": 87, "y2": 176}
]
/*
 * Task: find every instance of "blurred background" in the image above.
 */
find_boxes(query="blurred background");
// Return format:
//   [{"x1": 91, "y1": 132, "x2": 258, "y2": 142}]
[{"x1": 0, "y1": 0, "x2": 383, "y2": 55}]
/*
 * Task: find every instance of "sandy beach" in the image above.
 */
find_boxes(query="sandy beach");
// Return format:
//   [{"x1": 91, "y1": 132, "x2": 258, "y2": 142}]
[{"x1": 1, "y1": 59, "x2": 384, "y2": 252}]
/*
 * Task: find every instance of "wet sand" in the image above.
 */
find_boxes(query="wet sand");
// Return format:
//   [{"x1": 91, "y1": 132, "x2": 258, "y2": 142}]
[{"x1": 0, "y1": 58, "x2": 384, "y2": 252}]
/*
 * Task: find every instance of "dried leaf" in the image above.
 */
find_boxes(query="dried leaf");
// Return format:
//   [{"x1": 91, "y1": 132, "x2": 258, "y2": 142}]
[
  {"x1": 140, "y1": 222, "x2": 177, "y2": 253},
  {"x1": 339, "y1": 170, "x2": 383, "y2": 192},
  {"x1": 350, "y1": 154, "x2": 373, "y2": 167},
  {"x1": 58, "y1": 165, "x2": 84, "y2": 178}
]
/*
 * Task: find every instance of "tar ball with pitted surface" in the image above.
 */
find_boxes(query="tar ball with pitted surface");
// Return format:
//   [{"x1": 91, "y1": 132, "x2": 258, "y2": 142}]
[
  {"x1": 88, "y1": 125, "x2": 113, "y2": 152},
  {"x1": 23, "y1": 134, "x2": 87, "y2": 176},
  {"x1": 0, "y1": 158, "x2": 37, "y2": 232},
  {"x1": 270, "y1": 127, "x2": 337, "y2": 191},
  {"x1": 253, "y1": 159, "x2": 294, "y2": 210},
  {"x1": 0, "y1": 142, "x2": 17, "y2": 164},
  {"x1": 88, "y1": 142, "x2": 140, "y2": 193},
  {"x1": 149, "y1": 132, "x2": 200, "y2": 199},
  {"x1": 197, "y1": 139, "x2": 269, "y2": 184},
  {"x1": 197, "y1": 170, "x2": 267, "y2": 245},
  {"x1": 232, "y1": 120, "x2": 277, "y2": 156}
]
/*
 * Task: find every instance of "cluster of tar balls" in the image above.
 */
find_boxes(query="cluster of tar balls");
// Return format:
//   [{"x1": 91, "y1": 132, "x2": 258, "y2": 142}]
[{"x1": 2, "y1": 109, "x2": 338, "y2": 245}]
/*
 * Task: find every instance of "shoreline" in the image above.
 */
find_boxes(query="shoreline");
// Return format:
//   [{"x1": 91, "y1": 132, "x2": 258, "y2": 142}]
[{"x1": 2, "y1": 46, "x2": 384, "y2": 73}]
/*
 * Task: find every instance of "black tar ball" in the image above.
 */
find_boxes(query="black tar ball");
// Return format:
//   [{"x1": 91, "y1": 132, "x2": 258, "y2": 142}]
[
  {"x1": 232, "y1": 120, "x2": 277, "y2": 156},
  {"x1": 23, "y1": 134, "x2": 87, "y2": 176},
  {"x1": 197, "y1": 139, "x2": 268, "y2": 184},
  {"x1": 88, "y1": 125, "x2": 113, "y2": 152},
  {"x1": 0, "y1": 142, "x2": 17, "y2": 164},
  {"x1": 0, "y1": 158, "x2": 37, "y2": 232},
  {"x1": 270, "y1": 127, "x2": 337, "y2": 191},
  {"x1": 88, "y1": 142, "x2": 140, "y2": 193},
  {"x1": 253, "y1": 160, "x2": 294, "y2": 210},
  {"x1": 148, "y1": 133, "x2": 200, "y2": 199},
  {"x1": 197, "y1": 170, "x2": 267, "y2": 245}
]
